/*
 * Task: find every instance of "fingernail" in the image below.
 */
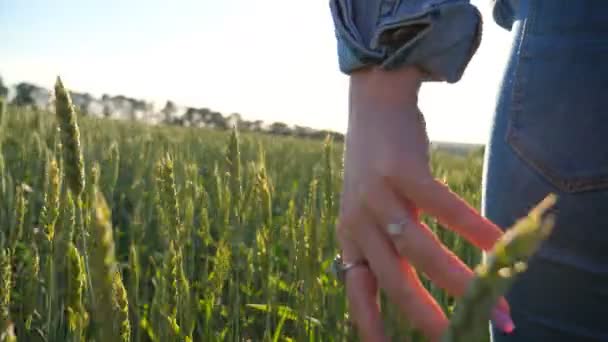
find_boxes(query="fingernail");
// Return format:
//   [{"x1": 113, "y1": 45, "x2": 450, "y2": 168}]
[{"x1": 492, "y1": 309, "x2": 515, "y2": 334}]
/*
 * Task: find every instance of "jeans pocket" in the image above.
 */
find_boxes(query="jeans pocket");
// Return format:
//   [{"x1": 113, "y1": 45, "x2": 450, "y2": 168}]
[{"x1": 506, "y1": 34, "x2": 608, "y2": 193}]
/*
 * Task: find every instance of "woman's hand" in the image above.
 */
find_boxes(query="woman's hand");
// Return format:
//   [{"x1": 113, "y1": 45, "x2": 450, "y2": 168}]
[{"x1": 337, "y1": 66, "x2": 514, "y2": 341}]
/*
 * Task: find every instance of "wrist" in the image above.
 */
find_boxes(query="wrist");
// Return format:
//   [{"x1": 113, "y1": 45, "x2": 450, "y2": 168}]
[{"x1": 349, "y1": 66, "x2": 423, "y2": 121}]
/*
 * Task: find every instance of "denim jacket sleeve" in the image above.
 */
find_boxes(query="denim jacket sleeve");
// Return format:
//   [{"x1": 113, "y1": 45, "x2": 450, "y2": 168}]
[
  {"x1": 329, "y1": 0, "x2": 483, "y2": 83},
  {"x1": 492, "y1": 0, "x2": 516, "y2": 30}
]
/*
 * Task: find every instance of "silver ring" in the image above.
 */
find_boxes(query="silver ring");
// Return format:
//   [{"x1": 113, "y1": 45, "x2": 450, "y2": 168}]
[
  {"x1": 386, "y1": 218, "x2": 410, "y2": 237},
  {"x1": 330, "y1": 254, "x2": 368, "y2": 283}
]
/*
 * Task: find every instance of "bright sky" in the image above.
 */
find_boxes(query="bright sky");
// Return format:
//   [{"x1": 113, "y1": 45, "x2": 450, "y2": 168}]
[{"x1": 0, "y1": 0, "x2": 512, "y2": 143}]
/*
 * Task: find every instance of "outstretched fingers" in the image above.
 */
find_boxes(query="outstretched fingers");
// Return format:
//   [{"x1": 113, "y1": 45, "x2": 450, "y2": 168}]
[
  {"x1": 342, "y1": 211, "x2": 449, "y2": 341},
  {"x1": 362, "y1": 180, "x2": 514, "y2": 333}
]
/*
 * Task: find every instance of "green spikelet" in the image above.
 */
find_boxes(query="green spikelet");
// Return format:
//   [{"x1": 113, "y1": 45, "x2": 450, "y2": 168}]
[
  {"x1": 109, "y1": 143, "x2": 119, "y2": 184},
  {"x1": 112, "y1": 270, "x2": 131, "y2": 342},
  {"x1": 54, "y1": 76, "x2": 85, "y2": 197},
  {"x1": 183, "y1": 196, "x2": 194, "y2": 253},
  {"x1": 58, "y1": 191, "x2": 76, "y2": 249},
  {"x1": 9, "y1": 184, "x2": 26, "y2": 249},
  {"x1": 322, "y1": 136, "x2": 336, "y2": 251},
  {"x1": 0, "y1": 249, "x2": 12, "y2": 336},
  {"x1": 10, "y1": 242, "x2": 39, "y2": 336},
  {"x1": 165, "y1": 242, "x2": 179, "y2": 328},
  {"x1": 213, "y1": 162, "x2": 224, "y2": 221},
  {"x1": 254, "y1": 154, "x2": 272, "y2": 229},
  {"x1": 225, "y1": 127, "x2": 242, "y2": 200},
  {"x1": 40, "y1": 159, "x2": 60, "y2": 341},
  {"x1": 66, "y1": 243, "x2": 87, "y2": 337},
  {"x1": 196, "y1": 193, "x2": 211, "y2": 293},
  {"x1": 127, "y1": 243, "x2": 140, "y2": 341},
  {"x1": 198, "y1": 205, "x2": 211, "y2": 248},
  {"x1": 88, "y1": 191, "x2": 121, "y2": 341},
  {"x1": 442, "y1": 195, "x2": 557, "y2": 342},
  {"x1": 41, "y1": 158, "x2": 61, "y2": 242},
  {"x1": 177, "y1": 253, "x2": 193, "y2": 340},
  {"x1": 83, "y1": 162, "x2": 101, "y2": 245},
  {"x1": 156, "y1": 154, "x2": 182, "y2": 244},
  {"x1": 206, "y1": 239, "x2": 231, "y2": 302},
  {"x1": 151, "y1": 240, "x2": 181, "y2": 342},
  {"x1": 53, "y1": 191, "x2": 76, "y2": 283},
  {"x1": 20, "y1": 244, "x2": 39, "y2": 331},
  {"x1": 322, "y1": 135, "x2": 334, "y2": 214},
  {"x1": 128, "y1": 243, "x2": 140, "y2": 308},
  {"x1": 105, "y1": 141, "x2": 120, "y2": 193}
]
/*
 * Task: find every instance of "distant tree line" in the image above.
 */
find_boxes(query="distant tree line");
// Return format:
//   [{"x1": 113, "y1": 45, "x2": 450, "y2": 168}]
[
  {"x1": 0, "y1": 76, "x2": 8, "y2": 98},
  {"x1": 0, "y1": 77, "x2": 344, "y2": 142}
]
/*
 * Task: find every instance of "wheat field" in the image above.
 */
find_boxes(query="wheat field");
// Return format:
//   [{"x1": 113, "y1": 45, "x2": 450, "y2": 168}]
[{"x1": 0, "y1": 80, "x2": 551, "y2": 342}]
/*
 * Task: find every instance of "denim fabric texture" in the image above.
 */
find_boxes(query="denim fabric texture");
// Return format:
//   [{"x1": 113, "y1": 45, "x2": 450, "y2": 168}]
[
  {"x1": 485, "y1": 0, "x2": 608, "y2": 340},
  {"x1": 330, "y1": 0, "x2": 608, "y2": 340},
  {"x1": 329, "y1": 0, "x2": 482, "y2": 82}
]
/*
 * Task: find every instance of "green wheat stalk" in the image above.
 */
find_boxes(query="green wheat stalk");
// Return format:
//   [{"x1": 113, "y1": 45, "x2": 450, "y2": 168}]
[
  {"x1": 41, "y1": 158, "x2": 61, "y2": 243},
  {"x1": 54, "y1": 76, "x2": 85, "y2": 197},
  {"x1": 104, "y1": 141, "x2": 120, "y2": 200},
  {"x1": 112, "y1": 270, "x2": 131, "y2": 342},
  {"x1": 127, "y1": 243, "x2": 141, "y2": 341},
  {"x1": 442, "y1": 194, "x2": 557, "y2": 342},
  {"x1": 0, "y1": 249, "x2": 12, "y2": 334},
  {"x1": 66, "y1": 242, "x2": 87, "y2": 340},
  {"x1": 226, "y1": 127, "x2": 242, "y2": 203},
  {"x1": 88, "y1": 191, "x2": 130, "y2": 342},
  {"x1": 20, "y1": 243, "x2": 39, "y2": 332},
  {"x1": 8, "y1": 184, "x2": 26, "y2": 250},
  {"x1": 0, "y1": 248, "x2": 16, "y2": 342},
  {"x1": 176, "y1": 254, "x2": 193, "y2": 341},
  {"x1": 40, "y1": 158, "x2": 61, "y2": 339},
  {"x1": 156, "y1": 154, "x2": 182, "y2": 246}
]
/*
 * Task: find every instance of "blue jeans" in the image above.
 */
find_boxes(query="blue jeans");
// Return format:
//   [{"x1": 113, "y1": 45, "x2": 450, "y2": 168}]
[
  {"x1": 331, "y1": 0, "x2": 608, "y2": 340},
  {"x1": 484, "y1": 1, "x2": 608, "y2": 340}
]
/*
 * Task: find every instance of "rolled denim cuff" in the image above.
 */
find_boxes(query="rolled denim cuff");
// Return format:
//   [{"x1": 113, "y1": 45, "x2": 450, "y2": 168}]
[{"x1": 330, "y1": 0, "x2": 482, "y2": 83}]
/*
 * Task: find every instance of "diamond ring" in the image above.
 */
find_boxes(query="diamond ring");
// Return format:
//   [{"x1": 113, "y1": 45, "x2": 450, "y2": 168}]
[
  {"x1": 386, "y1": 218, "x2": 410, "y2": 237},
  {"x1": 330, "y1": 254, "x2": 368, "y2": 283}
]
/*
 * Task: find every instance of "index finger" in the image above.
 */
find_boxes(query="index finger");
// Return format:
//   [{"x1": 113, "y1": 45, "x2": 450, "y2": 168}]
[{"x1": 393, "y1": 176, "x2": 503, "y2": 250}]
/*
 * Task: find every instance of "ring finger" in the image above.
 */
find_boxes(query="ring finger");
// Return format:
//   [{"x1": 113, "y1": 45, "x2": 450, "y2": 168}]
[
  {"x1": 341, "y1": 211, "x2": 449, "y2": 341},
  {"x1": 337, "y1": 225, "x2": 387, "y2": 341}
]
